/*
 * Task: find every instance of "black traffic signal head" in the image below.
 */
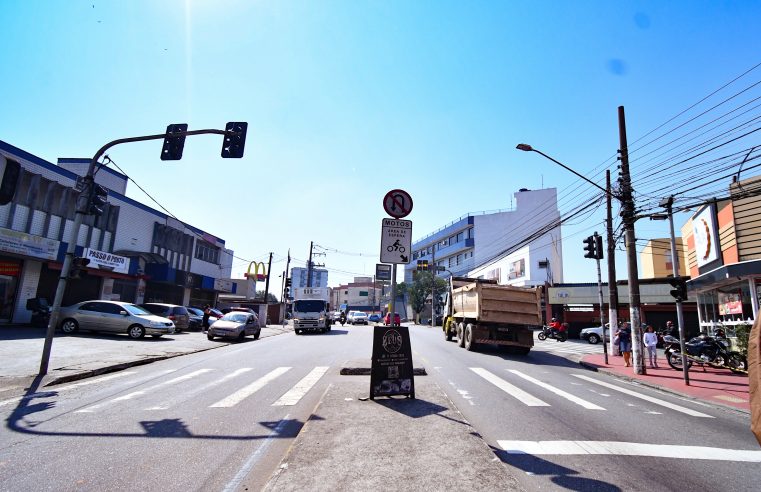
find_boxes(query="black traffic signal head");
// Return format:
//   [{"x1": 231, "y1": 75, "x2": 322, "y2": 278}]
[
  {"x1": 160, "y1": 123, "x2": 188, "y2": 161},
  {"x1": 88, "y1": 183, "x2": 108, "y2": 216},
  {"x1": 221, "y1": 122, "x2": 248, "y2": 158},
  {"x1": 669, "y1": 277, "x2": 687, "y2": 301},
  {"x1": 594, "y1": 234, "x2": 604, "y2": 260},
  {"x1": 583, "y1": 236, "x2": 597, "y2": 259},
  {"x1": 0, "y1": 156, "x2": 21, "y2": 206},
  {"x1": 69, "y1": 256, "x2": 91, "y2": 280},
  {"x1": 285, "y1": 277, "x2": 292, "y2": 288},
  {"x1": 422, "y1": 260, "x2": 429, "y2": 271}
]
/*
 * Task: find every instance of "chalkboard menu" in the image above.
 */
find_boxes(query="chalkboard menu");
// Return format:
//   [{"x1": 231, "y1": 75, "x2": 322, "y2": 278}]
[{"x1": 370, "y1": 325, "x2": 415, "y2": 399}]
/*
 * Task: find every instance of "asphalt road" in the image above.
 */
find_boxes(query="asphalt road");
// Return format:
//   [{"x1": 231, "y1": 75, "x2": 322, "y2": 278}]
[{"x1": 1, "y1": 324, "x2": 759, "y2": 491}]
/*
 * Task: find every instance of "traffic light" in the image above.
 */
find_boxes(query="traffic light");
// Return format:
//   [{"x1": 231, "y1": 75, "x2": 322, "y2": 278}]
[
  {"x1": 669, "y1": 277, "x2": 687, "y2": 301},
  {"x1": 594, "y1": 234, "x2": 604, "y2": 260},
  {"x1": 221, "y1": 122, "x2": 248, "y2": 158},
  {"x1": 160, "y1": 123, "x2": 188, "y2": 161},
  {"x1": 69, "y1": 257, "x2": 91, "y2": 280},
  {"x1": 583, "y1": 236, "x2": 597, "y2": 259},
  {"x1": 422, "y1": 260, "x2": 429, "y2": 271},
  {"x1": 88, "y1": 183, "x2": 108, "y2": 216},
  {"x1": 0, "y1": 156, "x2": 21, "y2": 206},
  {"x1": 285, "y1": 277, "x2": 292, "y2": 288}
]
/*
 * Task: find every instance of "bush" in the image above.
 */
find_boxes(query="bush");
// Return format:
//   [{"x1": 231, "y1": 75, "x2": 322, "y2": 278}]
[{"x1": 734, "y1": 323, "x2": 751, "y2": 356}]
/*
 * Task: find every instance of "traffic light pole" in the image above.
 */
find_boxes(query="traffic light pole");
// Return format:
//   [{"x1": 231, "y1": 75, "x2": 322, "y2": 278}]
[
  {"x1": 665, "y1": 197, "x2": 690, "y2": 385},
  {"x1": 39, "y1": 127, "x2": 242, "y2": 376},
  {"x1": 594, "y1": 233, "x2": 609, "y2": 365},
  {"x1": 606, "y1": 171, "x2": 619, "y2": 357}
]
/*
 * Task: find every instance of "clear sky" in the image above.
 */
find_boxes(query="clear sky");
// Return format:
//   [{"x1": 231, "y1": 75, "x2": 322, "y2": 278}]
[{"x1": 1, "y1": 1, "x2": 760, "y2": 292}]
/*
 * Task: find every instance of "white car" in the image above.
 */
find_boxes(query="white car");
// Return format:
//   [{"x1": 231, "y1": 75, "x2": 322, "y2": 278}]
[
  {"x1": 347, "y1": 311, "x2": 368, "y2": 325},
  {"x1": 580, "y1": 325, "x2": 610, "y2": 344}
]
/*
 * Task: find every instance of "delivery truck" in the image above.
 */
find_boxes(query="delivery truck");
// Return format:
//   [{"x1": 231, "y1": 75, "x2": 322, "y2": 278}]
[
  {"x1": 441, "y1": 277, "x2": 541, "y2": 354},
  {"x1": 292, "y1": 287, "x2": 331, "y2": 334}
]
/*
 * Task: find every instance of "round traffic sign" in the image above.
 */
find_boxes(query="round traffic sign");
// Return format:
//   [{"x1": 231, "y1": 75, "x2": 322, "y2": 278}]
[{"x1": 383, "y1": 189, "x2": 413, "y2": 219}]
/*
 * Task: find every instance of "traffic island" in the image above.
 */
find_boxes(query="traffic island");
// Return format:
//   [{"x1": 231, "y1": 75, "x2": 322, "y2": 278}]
[{"x1": 339, "y1": 359, "x2": 427, "y2": 376}]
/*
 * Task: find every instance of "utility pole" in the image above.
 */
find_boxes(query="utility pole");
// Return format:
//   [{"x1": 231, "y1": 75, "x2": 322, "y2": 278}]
[
  {"x1": 606, "y1": 170, "x2": 619, "y2": 357},
  {"x1": 431, "y1": 242, "x2": 436, "y2": 324},
  {"x1": 663, "y1": 196, "x2": 690, "y2": 385},
  {"x1": 618, "y1": 105, "x2": 646, "y2": 375},
  {"x1": 263, "y1": 252, "x2": 273, "y2": 302},
  {"x1": 307, "y1": 241, "x2": 314, "y2": 287}
]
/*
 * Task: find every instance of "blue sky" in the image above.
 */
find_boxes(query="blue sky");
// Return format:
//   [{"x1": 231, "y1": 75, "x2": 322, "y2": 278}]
[{"x1": 1, "y1": 1, "x2": 760, "y2": 288}]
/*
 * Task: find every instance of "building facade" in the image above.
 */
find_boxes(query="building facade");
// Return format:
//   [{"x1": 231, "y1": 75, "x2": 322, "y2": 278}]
[
  {"x1": 330, "y1": 277, "x2": 383, "y2": 312},
  {"x1": 640, "y1": 238, "x2": 687, "y2": 279},
  {"x1": 0, "y1": 141, "x2": 235, "y2": 324},
  {"x1": 291, "y1": 265, "x2": 328, "y2": 288}
]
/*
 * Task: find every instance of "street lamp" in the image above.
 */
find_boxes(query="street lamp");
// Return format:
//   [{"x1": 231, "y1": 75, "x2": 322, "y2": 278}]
[{"x1": 516, "y1": 144, "x2": 611, "y2": 196}]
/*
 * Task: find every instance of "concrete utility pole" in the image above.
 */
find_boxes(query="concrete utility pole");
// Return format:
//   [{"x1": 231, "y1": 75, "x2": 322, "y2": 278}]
[
  {"x1": 618, "y1": 105, "x2": 646, "y2": 375},
  {"x1": 431, "y1": 241, "x2": 436, "y2": 323},
  {"x1": 307, "y1": 241, "x2": 314, "y2": 287},
  {"x1": 606, "y1": 170, "x2": 620, "y2": 357},
  {"x1": 264, "y1": 252, "x2": 273, "y2": 301}
]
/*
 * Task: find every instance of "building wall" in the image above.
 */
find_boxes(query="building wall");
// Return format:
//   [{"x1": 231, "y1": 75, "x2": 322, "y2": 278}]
[
  {"x1": 291, "y1": 267, "x2": 328, "y2": 288},
  {"x1": 57, "y1": 158, "x2": 129, "y2": 195},
  {"x1": 730, "y1": 177, "x2": 761, "y2": 261},
  {"x1": 640, "y1": 238, "x2": 687, "y2": 279}
]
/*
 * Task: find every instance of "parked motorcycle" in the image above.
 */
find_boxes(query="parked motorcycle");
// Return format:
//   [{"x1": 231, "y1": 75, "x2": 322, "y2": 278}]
[
  {"x1": 537, "y1": 325, "x2": 567, "y2": 342},
  {"x1": 26, "y1": 297, "x2": 51, "y2": 328},
  {"x1": 663, "y1": 334, "x2": 747, "y2": 374}
]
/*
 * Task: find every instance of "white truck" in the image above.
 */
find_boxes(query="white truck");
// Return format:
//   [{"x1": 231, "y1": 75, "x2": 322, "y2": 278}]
[{"x1": 292, "y1": 287, "x2": 332, "y2": 335}]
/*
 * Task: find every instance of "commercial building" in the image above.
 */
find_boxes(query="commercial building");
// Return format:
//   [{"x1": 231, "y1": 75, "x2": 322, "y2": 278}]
[
  {"x1": 330, "y1": 277, "x2": 382, "y2": 313},
  {"x1": 291, "y1": 265, "x2": 328, "y2": 288},
  {"x1": 0, "y1": 140, "x2": 235, "y2": 324},
  {"x1": 640, "y1": 238, "x2": 687, "y2": 279}
]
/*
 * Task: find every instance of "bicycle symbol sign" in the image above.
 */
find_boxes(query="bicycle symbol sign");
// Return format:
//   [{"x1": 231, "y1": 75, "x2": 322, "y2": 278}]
[
  {"x1": 383, "y1": 189, "x2": 413, "y2": 219},
  {"x1": 380, "y1": 218, "x2": 412, "y2": 264}
]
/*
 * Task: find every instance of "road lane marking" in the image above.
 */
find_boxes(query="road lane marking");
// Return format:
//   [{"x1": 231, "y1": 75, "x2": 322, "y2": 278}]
[
  {"x1": 273, "y1": 366, "x2": 329, "y2": 406},
  {"x1": 508, "y1": 370, "x2": 605, "y2": 410},
  {"x1": 571, "y1": 374, "x2": 713, "y2": 418},
  {"x1": 146, "y1": 368, "x2": 253, "y2": 410},
  {"x1": 76, "y1": 369, "x2": 212, "y2": 413},
  {"x1": 497, "y1": 440, "x2": 761, "y2": 461},
  {"x1": 210, "y1": 367, "x2": 291, "y2": 408},
  {"x1": 470, "y1": 368, "x2": 549, "y2": 407},
  {"x1": 0, "y1": 371, "x2": 142, "y2": 408}
]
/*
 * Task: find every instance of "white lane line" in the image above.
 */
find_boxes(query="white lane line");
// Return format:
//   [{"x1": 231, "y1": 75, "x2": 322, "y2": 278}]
[
  {"x1": 470, "y1": 368, "x2": 549, "y2": 407},
  {"x1": 508, "y1": 370, "x2": 605, "y2": 410},
  {"x1": 273, "y1": 367, "x2": 329, "y2": 406},
  {"x1": 498, "y1": 440, "x2": 761, "y2": 462},
  {"x1": 210, "y1": 367, "x2": 291, "y2": 408},
  {"x1": 146, "y1": 368, "x2": 253, "y2": 410},
  {"x1": 0, "y1": 371, "x2": 144, "y2": 408},
  {"x1": 222, "y1": 414, "x2": 291, "y2": 492},
  {"x1": 76, "y1": 369, "x2": 212, "y2": 413},
  {"x1": 572, "y1": 374, "x2": 713, "y2": 418}
]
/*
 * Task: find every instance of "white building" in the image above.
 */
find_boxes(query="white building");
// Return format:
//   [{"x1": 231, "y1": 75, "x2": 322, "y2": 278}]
[{"x1": 291, "y1": 265, "x2": 328, "y2": 288}]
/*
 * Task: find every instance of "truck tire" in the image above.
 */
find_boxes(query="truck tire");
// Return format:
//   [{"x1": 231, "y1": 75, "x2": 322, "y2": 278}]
[
  {"x1": 457, "y1": 323, "x2": 465, "y2": 347},
  {"x1": 464, "y1": 324, "x2": 476, "y2": 351}
]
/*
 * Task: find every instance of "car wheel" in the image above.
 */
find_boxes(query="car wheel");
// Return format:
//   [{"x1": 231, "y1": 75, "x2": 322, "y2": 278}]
[
  {"x1": 60, "y1": 319, "x2": 79, "y2": 334},
  {"x1": 207, "y1": 332, "x2": 214, "y2": 340},
  {"x1": 128, "y1": 325, "x2": 145, "y2": 339},
  {"x1": 295, "y1": 329, "x2": 302, "y2": 335},
  {"x1": 254, "y1": 329, "x2": 261, "y2": 340},
  {"x1": 237, "y1": 331, "x2": 246, "y2": 342},
  {"x1": 588, "y1": 334, "x2": 600, "y2": 344}
]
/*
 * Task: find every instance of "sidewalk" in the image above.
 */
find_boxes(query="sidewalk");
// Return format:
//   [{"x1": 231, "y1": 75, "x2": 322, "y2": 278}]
[{"x1": 580, "y1": 352, "x2": 750, "y2": 412}]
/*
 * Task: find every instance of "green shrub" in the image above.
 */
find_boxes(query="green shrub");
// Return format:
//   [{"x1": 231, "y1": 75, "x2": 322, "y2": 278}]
[{"x1": 734, "y1": 324, "x2": 751, "y2": 356}]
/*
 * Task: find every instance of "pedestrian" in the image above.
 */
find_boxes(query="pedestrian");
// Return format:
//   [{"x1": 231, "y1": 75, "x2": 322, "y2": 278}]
[
  {"x1": 616, "y1": 322, "x2": 633, "y2": 367},
  {"x1": 666, "y1": 320, "x2": 679, "y2": 338},
  {"x1": 202, "y1": 304, "x2": 211, "y2": 332},
  {"x1": 644, "y1": 325, "x2": 659, "y2": 368}
]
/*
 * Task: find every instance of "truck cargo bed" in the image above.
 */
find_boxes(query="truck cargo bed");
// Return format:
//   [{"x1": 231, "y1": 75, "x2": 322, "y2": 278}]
[{"x1": 451, "y1": 282, "x2": 542, "y2": 326}]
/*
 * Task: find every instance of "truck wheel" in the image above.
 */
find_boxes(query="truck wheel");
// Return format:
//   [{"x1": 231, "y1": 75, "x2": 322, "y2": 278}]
[
  {"x1": 457, "y1": 323, "x2": 465, "y2": 347},
  {"x1": 464, "y1": 324, "x2": 476, "y2": 351}
]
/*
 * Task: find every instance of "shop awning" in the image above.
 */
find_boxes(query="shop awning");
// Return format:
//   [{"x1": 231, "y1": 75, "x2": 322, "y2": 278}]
[{"x1": 687, "y1": 259, "x2": 761, "y2": 290}]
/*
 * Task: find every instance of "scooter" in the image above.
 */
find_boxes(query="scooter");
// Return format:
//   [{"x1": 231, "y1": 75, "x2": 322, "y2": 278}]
[
  {"x1": 663, "y1": 334, "x2": 747, "y2": 373},
  {"x1": 537, "y1": 325, "x2": 567, "y2": 342}
]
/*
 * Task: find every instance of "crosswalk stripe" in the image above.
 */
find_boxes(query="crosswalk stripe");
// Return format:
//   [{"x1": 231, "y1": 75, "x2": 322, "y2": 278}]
[
  {"x1": 210, "y1": 367, "x2": 291, "y2": 408},
  {"x1": 470, "y1": 368, "x2": 549, "y2": 407},
  {"x1": 273, "y1": 366, "x2": 329, "y2": 406},
  {"x1": 0, "y1": 371, "x2": 141, "y2": 408},
  {"x1": 76, "y1": 369, "x2": 212, "y2": 413},
  {"x1": 508, "y1": 370, "x2": 605, "y2": 410},
  {"x1": 497, "y1": 440, "x2": 761, "y2": 461},
  {"x1": 146, "y1": 368, "x2": 253, "y2": 410},
  {"x1": 572, "y1": 374, "x2": 713, "y2": 418}
]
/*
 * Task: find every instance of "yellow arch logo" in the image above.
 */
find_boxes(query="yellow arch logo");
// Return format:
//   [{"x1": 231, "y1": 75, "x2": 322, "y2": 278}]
[{"x1": 245, "y1": 261, "x2": 267, "y2": 282}]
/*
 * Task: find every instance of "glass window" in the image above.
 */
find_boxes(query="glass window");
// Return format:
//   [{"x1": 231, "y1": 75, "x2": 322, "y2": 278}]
[
  {"x1": 125, "y1": 304, "x2": 151, "y2": 315},
  {"x1": 101, "y1": 303, "x2": 124, "y2": 314},
  {"x1": 456, "y1": 232, "x2": 464, "y2": 242},
  {"x1": 457, "y1": 254, "x2": 462, "y2": 265},
  {"x1": 449, "y1": 257, "x2": 454, "y2": 267},
  {"x1": 79, "y1": 302, "x2": 103, "y2": 312},
  {"x1": 468, "y1": 228, "x2": 474, "y2": 239},
  {"x1": 195, "y1": 241, "x2": 220, "y2": 264}
]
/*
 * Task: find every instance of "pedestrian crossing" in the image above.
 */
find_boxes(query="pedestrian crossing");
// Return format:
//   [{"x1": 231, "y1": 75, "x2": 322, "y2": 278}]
[
  {"x1": 469, "y1": 367, "x2": 714, "y2": 418},
  {"x1": 531, "y1": 340, "x2": 607, "y2": 358}
]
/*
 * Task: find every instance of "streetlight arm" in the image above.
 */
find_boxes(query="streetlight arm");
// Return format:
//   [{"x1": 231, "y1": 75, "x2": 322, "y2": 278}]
[{"x1": 516, "y1": 144, "x2": 611, "y2": 196}]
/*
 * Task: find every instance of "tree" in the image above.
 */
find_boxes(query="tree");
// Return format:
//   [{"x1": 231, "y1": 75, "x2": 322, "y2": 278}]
[
  {"x1": 256, "y1": 290, "x2": 279, "y2": 303},
  {"x1": 408, "y1": 272, "x2": 448, "y2": 321}
]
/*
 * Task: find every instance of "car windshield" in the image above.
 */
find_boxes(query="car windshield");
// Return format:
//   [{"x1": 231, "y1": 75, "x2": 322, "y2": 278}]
[
  {"x1": 221, "y1": 313, "x2": 248, "y2": 323},
  {"x1": 294, "y1": 300, "x2": 326, "y2": 312},
  {"x1": 124, "y1": 304, "x2": 151, "y2": 316},
  {"x1": 187, "y1": 308, "x2": 203, "y2": 316}
]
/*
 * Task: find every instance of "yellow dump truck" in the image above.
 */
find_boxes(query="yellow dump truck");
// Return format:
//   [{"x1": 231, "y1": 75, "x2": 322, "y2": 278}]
[{"x1": 442, "y1": 277, "x2": 542, "y2": 354}]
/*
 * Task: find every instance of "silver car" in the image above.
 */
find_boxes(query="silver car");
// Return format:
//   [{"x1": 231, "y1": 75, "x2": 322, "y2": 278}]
[
  {"x1": 58, "y1": 301, "x2": 175, "y2": 339},
  {"x1": 207, "y1": 312, "x2": 261, "y2": 341}
]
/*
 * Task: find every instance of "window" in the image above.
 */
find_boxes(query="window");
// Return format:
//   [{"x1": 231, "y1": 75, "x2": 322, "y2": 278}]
[
  {"x1": 427, "y1": 246, "x2": 432, "y2": 254},
  {"x1": 456, "y1": 232, "x2": 464, "y2": 242},
  {"x1": 468, "y1": 228, "x2": 474, "y2": 239},
  {"x1": 195, "y1": 241, "x2": 220, "y2": 264},
  {"x1": 457, "y1": 254, "x2": 462, "y2": 265},
  {"x1": 449, "y1": 257, "x2": 454, "y2": 267},
  {"x1": 413, "y1": 251, "x2": 419, "y2": 260}
]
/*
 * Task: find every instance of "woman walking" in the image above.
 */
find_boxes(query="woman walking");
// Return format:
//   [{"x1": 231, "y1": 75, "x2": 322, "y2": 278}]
[
  {"x1": 644, "y1": 325, "x2": 659, "y2": 368},
  {"x1": 617, "y1": 322, "x2": 633, "y2": 367}
]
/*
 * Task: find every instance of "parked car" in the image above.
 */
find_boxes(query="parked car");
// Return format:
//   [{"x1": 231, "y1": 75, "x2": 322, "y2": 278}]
[
  {"x1": 207, "y1": 311, "x2": 261, "y2": 341},
  {"x1": 384, "y1": 312, "x2": 401, "y2": 325},
  {"x1": 368, "y1": 313, "x2": 381, "y2": 322},
  {"x1": 186, "y1": 307, "x2": 220, "y2": 331},
  {"x1": 140, "y1": 303, "x2": 190, "y2": 332},
  {"x1": 580, "y1": 325, "x2": 610, "y2": 344},
  {"x1": 58, "y1": 300, "x2": 175, "y2": 339},
  {"x1": 351, "y1": 312, "x2": 369, "y2": 325}
]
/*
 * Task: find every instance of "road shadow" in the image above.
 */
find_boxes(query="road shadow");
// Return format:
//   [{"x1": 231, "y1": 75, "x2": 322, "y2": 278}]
[
  {"x1": 372, "y1": 395, "x2": 462, "y2": 423},
  {"x1": 296, "y1": 330, "x2": 348, "y2": 336},
  {"x1": 0, "y1": 326, "x2": 47, "y2": 340},
  {"x1": 451, "y1": 341, "x2": 583, "y2": 369}
]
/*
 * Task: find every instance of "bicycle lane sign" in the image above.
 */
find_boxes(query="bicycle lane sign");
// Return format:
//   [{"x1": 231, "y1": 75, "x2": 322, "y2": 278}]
[{"x1": 380, "y1": 218, "x2": 412, "y2": 264}]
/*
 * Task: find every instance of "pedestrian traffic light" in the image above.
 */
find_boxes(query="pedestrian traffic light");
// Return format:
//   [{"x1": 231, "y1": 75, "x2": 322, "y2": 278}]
[
  {"x1": 88, "y1": 183, "x2": 108, "y2": 216},
  {"x1": 160, "y1": 123, "x2": 188, "y2": 161},
  {"x1": 69, "y1": 257, "x2": 91, "y2": 280},
  {"x1": 669, "y1": 277, "x2": 687, "y2": 301},
  {"x1": 221, "y1": 122, "x2": 248, "y2": 158},
  {"x1": 594, "y1": 234, "x2": 604, "y2": 260},
  {"x1": 0, "y1": 156, "x2": 21, "y2": 206},
  {"x1": 583, "y1": 236, "x2": 597, "y2": 259}
]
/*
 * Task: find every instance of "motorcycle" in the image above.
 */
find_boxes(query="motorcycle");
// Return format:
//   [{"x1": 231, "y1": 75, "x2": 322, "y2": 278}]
[
  {"x1": 26, "y1": 297, "x2": 51, "y2": 328},
  {"x1": 339, "y1": 313, "x2": 346, "y2": 326},
  {"x1": 663, "y1": 334, "x2": 747, "y2": 374},
  {"x1": 537, "y1": 325, "x2": 567, "y2": 342}
]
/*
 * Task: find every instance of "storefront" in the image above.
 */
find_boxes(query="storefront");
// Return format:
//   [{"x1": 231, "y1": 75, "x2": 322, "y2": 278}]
[{"x1": 0, "y1": 256, "x2": 22, "y2": 322}]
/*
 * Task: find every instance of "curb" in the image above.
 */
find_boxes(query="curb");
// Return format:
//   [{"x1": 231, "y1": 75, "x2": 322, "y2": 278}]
[{"x1": 578, "y1": 359, "x2": 750, "y2": 415}]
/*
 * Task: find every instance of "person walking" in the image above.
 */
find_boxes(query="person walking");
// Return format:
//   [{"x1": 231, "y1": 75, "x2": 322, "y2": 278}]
[
  {"x1": 202, "y1": 304, "x2": 211, "y2": 333},
  {"x1": 644, "y1": 325, "x2": 659, "y2": 368},
  {"x1": 617, "y1": 322, "x2": 633, "y2": 367}
]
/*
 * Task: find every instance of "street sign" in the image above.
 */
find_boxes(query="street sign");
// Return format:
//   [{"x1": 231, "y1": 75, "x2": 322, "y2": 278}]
[
  {"x1": 380, "y1": 218, "x2": 412, "y2": 264},
  {"x1": 370, "y1": 325, "x2": 415, "y2": 400},
  {"x1": 383, "y1": 189, "x2": 413, "y2": 219},
  {"x1": 375, "y1": 263, "x2": 392, "y2": 281}
]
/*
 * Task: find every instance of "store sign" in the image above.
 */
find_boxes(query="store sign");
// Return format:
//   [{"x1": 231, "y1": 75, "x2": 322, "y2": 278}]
[
  {"x1": 0, "y1": 260, "x2": 21, "y2": 276},
  {"x1": 83, "y1": 248, "x2": 129, "y2": 274},
  {"x1": 718, "y1": 291, "x2": 743, "y2": 316},
  {"x1": 692, "y1": 205, "x2": 721, "y2": 269},
  {"x1": 0, "y1": 227, "x2": 59, "y2": 261},
  {"x1": 214, "y1": 278, "x2": 233, "y2": 293}
]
